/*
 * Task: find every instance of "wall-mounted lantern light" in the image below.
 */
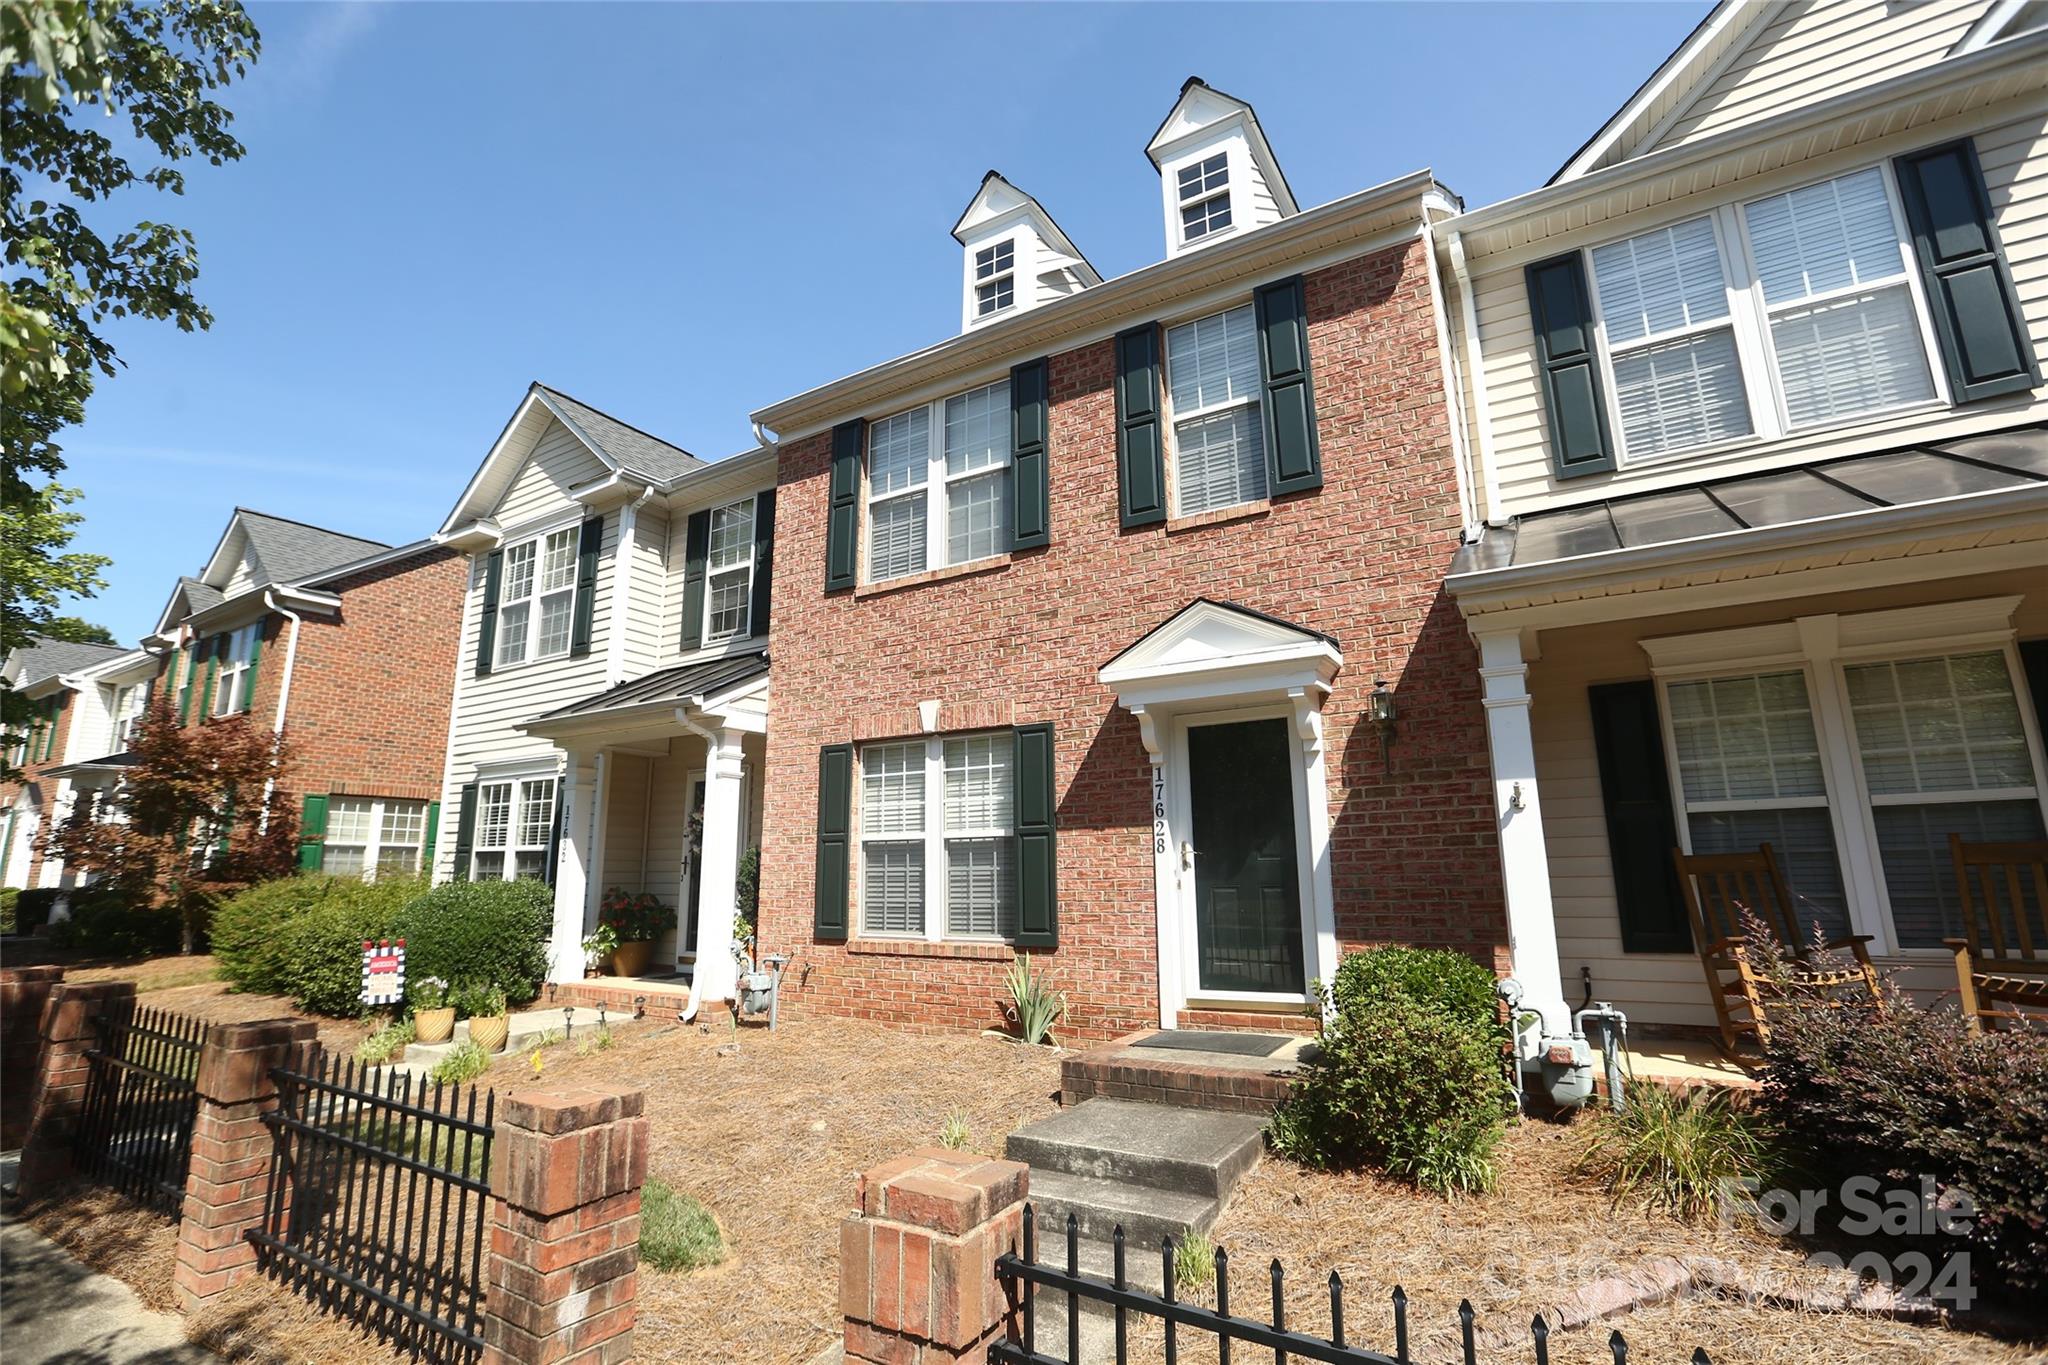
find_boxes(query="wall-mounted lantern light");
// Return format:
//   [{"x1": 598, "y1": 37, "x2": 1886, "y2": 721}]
[{"x1": 1368, "y1": 679, "x2": 1397, "y2": 771}]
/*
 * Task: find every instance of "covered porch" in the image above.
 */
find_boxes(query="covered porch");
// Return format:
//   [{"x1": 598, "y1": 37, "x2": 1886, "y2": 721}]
[{"x1": 520, "y1": 652, "x2": 769, "y2": 1011}]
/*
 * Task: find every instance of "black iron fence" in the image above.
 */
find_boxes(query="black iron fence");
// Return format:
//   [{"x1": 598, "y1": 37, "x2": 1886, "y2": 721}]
[
  {"x1": 251, "y1": 1053, "x2": 495, "y2": 1363},
  {"x1": 76, "y1": 1001, "x2": 206, "y2": 1218},
  {"x1": 993, "y1": 1207, "x2": 1712, "y2": 1365}
]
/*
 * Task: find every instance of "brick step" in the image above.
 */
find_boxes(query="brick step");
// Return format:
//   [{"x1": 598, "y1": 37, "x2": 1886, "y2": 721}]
[
  {"x1": 1059, "y1": 1031, "x2": 1310, "y2": 1115},
  {"x1": 1004, "y1": 1098, "x2": 1265, "y2": 1199}
]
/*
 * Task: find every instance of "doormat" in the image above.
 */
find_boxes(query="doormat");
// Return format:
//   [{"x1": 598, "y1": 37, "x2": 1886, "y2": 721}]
[{"x1": 1131, "y1": 1030, "x2": 1291, "y2": 1057}]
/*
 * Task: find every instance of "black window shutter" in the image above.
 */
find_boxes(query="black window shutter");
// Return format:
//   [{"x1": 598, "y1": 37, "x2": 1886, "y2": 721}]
[
  {"x1": 450, "y1": 781, "x2": 479, "y2": 881},
  {"x1": 1588, "y1": 681, "x2": 1690, "y2": 953},
  {"x1": 475, "y1": 551, "x2": 503, "y2": 678},
  {"x1": 1009, "y1": 357, "x2": 1050, "y2": 549},
  {"x1": 1254, "y1": 274, "x2": 1324, "y2": 496},
  {"x1": 814, "y1": 744, "x2": 853, "y2": 941},
  {"x1": 679, "y1": 508, "x2": 711, "y2": 651},
  {"x1": 1115, "y1": 324, "x2": 1167, "y2": 528},
  {"x1": 750, "y1": 488, "x2": 776, "y2": 639},
  {"x1": 1526, "y1": 253, "x2": 1616, "y2": 479},
  {"x1": 1893, "y1": 138, "x2": 2041, "y2": 404},
  {"x1": 569, "y1": 516, "x2": 603, "y2": 658},
  {"x1": 2019, "y1": 639, "x2": 2048, "y2": 742},
  {"x1": 826, "y1": 420, "x2": 864, "y2": 592},
  {"x1": 1012, "y1": 721, "x2": 1059, "y2": 949}
]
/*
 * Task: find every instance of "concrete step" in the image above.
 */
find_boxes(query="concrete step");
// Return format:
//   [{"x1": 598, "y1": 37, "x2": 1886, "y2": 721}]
[
  {"x1": 1024, "y1": 1169, "x2": 1217, "y2": 1251},
  {"x1": 380, "y1": 1006, "x2": 611, "y2": 1080},
  {"x1": 1005, "y1": 1098, "x2": 1265, "y2": 1199}
]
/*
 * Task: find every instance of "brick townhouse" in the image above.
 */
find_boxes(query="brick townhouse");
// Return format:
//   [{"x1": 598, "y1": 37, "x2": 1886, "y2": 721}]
[{"x1": 749, "y1": 81, "x2": 1510, "y2": 1039}]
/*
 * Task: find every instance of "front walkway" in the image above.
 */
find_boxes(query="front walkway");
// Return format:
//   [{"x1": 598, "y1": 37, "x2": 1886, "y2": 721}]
[{"x1": 0, "y1": 1208, "x2": 210, "y2": 1364}]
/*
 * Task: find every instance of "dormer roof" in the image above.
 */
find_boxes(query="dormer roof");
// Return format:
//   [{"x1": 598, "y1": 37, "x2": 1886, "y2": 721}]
[
  {"x1": 949, "y1": 171, "x2": 1102, "y2": 332},
  {"x1": 199, "y1": 509, "x2": 388, "y2": 591},
  {"x1": 950, "y1": 171, "x2": 1097, "y2": 270},
  {"x1": 1145, "y1": 77, "x2": 1298, "y2": 215}
]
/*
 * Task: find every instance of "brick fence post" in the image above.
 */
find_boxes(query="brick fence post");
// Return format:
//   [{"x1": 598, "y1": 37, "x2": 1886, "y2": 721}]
[
  {"x1": 173, "y1": 1018, "x2": 318, "y2": 1314},
  {"x1": 17, "y1": 979, "x2": 135, "y2": 1190},
  {"x1": 483, "y1": 1081, "x2": 648, "y2": 1365},
  {"x1": 842, "y1": 1148, "x2": 1028, "y2": 1364},
  {"x1": 1, "y1": 965, "x2": 65, "y2": 1149}
]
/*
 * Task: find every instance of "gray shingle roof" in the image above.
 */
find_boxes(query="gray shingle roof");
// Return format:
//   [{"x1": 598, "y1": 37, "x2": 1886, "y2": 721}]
[
  {"x1": 235, "y1": 510, "x2": 389, "y2": 587},
  {"x1": 536, "y1": 386, "x2": 706, "y2": 483},
  {"x1": 176, "y1": 577, "x2": 224, "y2": 614},
  {"x1": 6, "y1": 637, "x2": 132, "y2": 687}
]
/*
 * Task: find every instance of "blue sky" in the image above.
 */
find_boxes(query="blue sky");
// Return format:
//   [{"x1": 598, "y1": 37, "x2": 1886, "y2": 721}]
[{"x1": 60, "y1": 0, "x2": 1705, "y2": 643}]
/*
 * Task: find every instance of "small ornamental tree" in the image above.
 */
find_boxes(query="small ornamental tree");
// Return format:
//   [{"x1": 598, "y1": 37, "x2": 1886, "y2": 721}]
[{"x1": 45, "y1": 696, "x2": 296, "y2": 951}]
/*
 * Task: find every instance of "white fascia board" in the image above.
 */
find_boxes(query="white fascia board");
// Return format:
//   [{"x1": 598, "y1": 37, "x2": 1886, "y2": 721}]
[
  {"x1": 186, "y1": 585, "x2": 339, "y2": 635},
  {"x1": 1099, "y1": 638, "x2": 1342, "y2": 691},
  {"x1": 301, "y1": 540, "x2": 441, "y2": 589},
  {"x1": 1552, "y1": 0, "x2": 1753, "y2": 184},
  {"x1": 435, "y1": 518, "x2": 503, "y2": 553},
  {"x1": 753, "y1": 169, "x2": 1443, "y2": 439},
  {"x1": 567, "y1": 469, "x2": 656, "y2": 512},
  {"x1": 1955, "y1": 0, "x2": 2036, "y2": 55},
  {"x1": 437, "y1": 387, "x2": 622, "y2": 537},
  {"x1": 196, "y1": 512, "x2": 249, "y2": 588},
  {"x1": 71, "y1": 651, "x2": 155, "y2": 685},
  {"x1": 660, "y1": 447, "x2": 777, "y2": 510}
]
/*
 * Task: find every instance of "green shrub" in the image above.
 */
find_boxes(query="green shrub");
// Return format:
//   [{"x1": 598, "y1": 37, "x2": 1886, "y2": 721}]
[
  {"x1": 395, "y1": 880, "x2": 552, "y2": 1007},
  {"x1": 1, "y1": 888, "x2": 18, "y2": 935},
  {"x1": 429, "y1": 1040, "x2": 490, "y2": 1085},
  {"x1": 276, "y1": 883, "x2": 419, "y2": 1016},
  {"x1": 214, "y1": 875, "x2": 418, "y2": 996},
  {"x1": 1578, "y1": 1083, "x2": 1769, "y2": 1221},
  {"x1": 14, "y1": 888, "x2": 61, "y2": 932},
  {"x1": 46, "y1": 889, "x2": 180, "y2": 957},
  {"x1": 640, "y1": 1178, "x2": 724, "y2": 1272},
  {"x1": 355, "y1": 1018, "x2": 415, "y2": 1067},
  {"x1": 451, "y1": 980, "x2": 506, "y2": 1019},
  {"x1": 1269, "y1": 947, "x2": 1510, "y2": 1198}
]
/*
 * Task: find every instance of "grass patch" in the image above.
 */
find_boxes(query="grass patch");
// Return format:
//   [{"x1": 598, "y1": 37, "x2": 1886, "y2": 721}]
[
  {"x1": 355, "y1": 1018, "x2": 414, "y2": 1066},
  {"x1": 429, "y1": 1040, "x2": 490, "y2": 1085},
  {"x1": 641, "y1": 1178, "x2": 724, "y2": 1273},
  {"x1": 1172, "y1": 1231, "x2": 1215, "y2": 1293},
  {"x1": 939, "y1": 1110, "x2": 971, "y2": 1150},
  {"x1": 1576, "y1": 1082, "x2": 1768, "y2": 1221}
]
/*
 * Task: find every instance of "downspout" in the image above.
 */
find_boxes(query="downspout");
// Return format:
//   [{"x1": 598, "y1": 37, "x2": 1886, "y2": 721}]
[
  {"x1": 750, "y1": 420, "x2": 780, "y2": 451},
  {"x1": 1447, "y1": 230, "x2": 1506, "y2": 527},
  {"x1": 259, "y1": 589, "x2": 305, "y2": 831},
  {"x1": 1420, "y1": 210, "x2": 1480, "y2": 541}
]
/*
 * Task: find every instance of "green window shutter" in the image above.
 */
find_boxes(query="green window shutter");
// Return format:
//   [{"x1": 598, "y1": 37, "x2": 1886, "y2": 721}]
[
  {"x1": 825, "y1": 420, "x2": 864, "y2": 592},
  {"x1": 450, "y1": 782, "x2": 479, "y2": 881},
  {"x1": 1009, "y1": 357, "x2": 1051, "y2": 549},
  {"x1": 1893, "y1": 138, "x2": 2041, "y2": 404},
  {"x1": 420, "y1": 800, "x2": 441, "y2": 875},
  {"x1": 814, "y1": 744, "x2": 852, "y2": 941},
  {"x1": 749, "y1": 487, "x2": 776, "y2": 640},
  {"x1": 569, "y1": 516, "x2": 603, "y2": 658},
  {"x1": 1588, "y1": 681, "x2": 1690, "y2": 953},
  {"x1": 1253, "y1": 274, "x2": 1324, "y2": 497},
  {"x1": 679, "y1": 508, "x2": 711, "y2": 651},
  {"x1": 1114, "y1": 324, "x2": 1167, "y2": 528},
  {"x1": 296, "y1": 794, "x2": 327, "y2": 871},
  {"x1": 1525, "y1": 252, "x2": 1616, "y2": 480},
  {"x1": 1012, "y1": 722, "x2": 1058, "y2": 949},
  {"x1": 173, "y1": 646, "x2": 193, "y2": 723},
  {"x1": 475, "y1": 550, "x2": 503, "y2": 677},
  {"x1": 242, "y1": 621, "x2": 263, "y2": 714},
  {"x1": 199, "y1": 635, "x2": 221, "y2": 719}
]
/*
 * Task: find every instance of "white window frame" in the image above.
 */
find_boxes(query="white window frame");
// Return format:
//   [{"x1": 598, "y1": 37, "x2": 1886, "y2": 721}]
[
  {"x1": 1582, "y1": 159, "x2": 1951, "y2": 471},
  {"x1": 492, "y1": 522, "x2": 581, "y2": 670},
  {"x1": 1161, "y1": 299, "x2": 1267, "y2": 518},
  {"x1": 212, "y1": 623, "x2": 261, "y2": 717},
  {"x1": 856, "y1": 732, "x2": 1017, "y2": 944},
  {"x1": 701, "y1": 494, "x2": 758, "y2": 645},
  {"x1": 110, "y1": 683, "x2": 144, "y2": 748},
  {"x1": 323, "y1": 796, "x2": 429, "y2": 882},
  {"x1": 1177, "y1": 151, "x2": 1232, "y2": 244},
  {"x1": 864, "y1": 380, "x2": 1012, "y2": 585},
  {"x1": 974, "y1": 239, "x2": 1016, "y2": 318},
  {"x1": 1645, "y1": 600, "x2": 2048, "y2": 957},
  {"x1": 470, "y1": 773, "x2": 557, "y2": 882}
]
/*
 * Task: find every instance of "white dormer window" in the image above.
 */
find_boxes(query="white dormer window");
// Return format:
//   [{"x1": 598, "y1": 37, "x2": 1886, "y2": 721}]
[
  {"x1": 1178, "y1": 153, "x2": 1232, "y2": 242},
  {"x1": 974, "y1": 240, "x2": 1016, "y2": 317}
]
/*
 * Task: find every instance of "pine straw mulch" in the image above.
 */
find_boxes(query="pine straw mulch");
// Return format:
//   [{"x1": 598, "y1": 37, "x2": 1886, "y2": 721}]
[{"x1": 8, "y1": 950, "x2": 380, "y2": 1053}]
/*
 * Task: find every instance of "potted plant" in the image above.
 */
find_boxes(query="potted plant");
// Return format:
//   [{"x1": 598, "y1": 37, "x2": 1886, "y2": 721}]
[
  {"x1": 597, "y1": 888, "x2": 667, "y2": 977},
  {"x1": 581, "y1": 922, "x2": 619, "y2": 977},
  {"x1": 457, "y1": 981, "x2": 510, "y2": 1053},
  {"x1": 411, "y1": 976, "x2": 455, "y2": 1043}
]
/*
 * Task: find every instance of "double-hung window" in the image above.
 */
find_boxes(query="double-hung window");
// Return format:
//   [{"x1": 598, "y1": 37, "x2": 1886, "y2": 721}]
[
  {"x1": 866, "y1": 381, "x2": 1011, "y2": 583},
  {"x1": 704, "y1": 496, "x2": 756, "y2": 643},
  {"x1": 110, "y1": 684, "x2": 144, "y2": 748},
  {"x1": 323, "y1": 797, "x2": 428, "y2": 880},
  {"x1": 212, "y1": 623, "x2": 261, "y2": 716},
  {"x1": 1178, "y1": 152, "x2": 1231, "y2": 242},
  {"x1": 471, "y1": 775, "x2": 556, "y2": 881},
  {"x1": 1165, "y1": 303, "x2": 1266, "y2": 516},
  {"x1": 494, "y1": 526, "x2": 579, "y2": 669},
  {"x1": 859, "y1": 733, "x2": 1018, "y2": 940},
  {"x1": 975, "y1": 240, "x2": 1015, "y2": 318}
]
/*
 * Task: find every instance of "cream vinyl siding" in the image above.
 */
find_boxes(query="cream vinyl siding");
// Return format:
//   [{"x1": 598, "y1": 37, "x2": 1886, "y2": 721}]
[
  {"x1": 623, "y1": 503, "x2": 670, "y2": 678},
  {"x1": 1645, "y1": 0, "x2": 1986, "y2": 157},
  {"x1": 494, "y1": 425, "x2": 608, "y2": 528},
  {"x1": 224, "y1": 554, "x2": 259, "y2": 598},
  {"x1": 1463, "y1": 105, "x2": 2048, "y2": 518},
  {"x1": 1525, "y1": 568, "x2": 2048, "y2": 1029}
]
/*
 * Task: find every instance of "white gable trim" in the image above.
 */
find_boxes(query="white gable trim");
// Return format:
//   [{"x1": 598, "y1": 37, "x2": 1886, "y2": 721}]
[
  {"x1": 1146, "y1": 81, "x2": 1298, "y2": 215},
  {"x1": 1099, "y1": 600, "x2": 1341, "y2": 708},
  {"x1": 437, "y1": 386, "x2": 627, "y2": 537},
  {"x1": 1955, "y1": 0, "x2": 2039, "y2": 52}
]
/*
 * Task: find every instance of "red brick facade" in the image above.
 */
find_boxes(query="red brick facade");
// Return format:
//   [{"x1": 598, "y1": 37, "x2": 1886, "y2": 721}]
[{"x1": 759, "y1": 238, "x2": 1509, "y2": 1040}]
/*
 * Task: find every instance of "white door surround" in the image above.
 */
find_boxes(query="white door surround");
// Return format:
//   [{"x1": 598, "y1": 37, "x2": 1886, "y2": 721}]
[{"x1": 1099, "y1": 600, "x2": 1343, "y2": 1029}]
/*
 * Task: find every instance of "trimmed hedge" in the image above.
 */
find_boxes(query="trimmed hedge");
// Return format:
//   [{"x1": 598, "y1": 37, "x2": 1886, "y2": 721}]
[
  {"x1": 394, "y1": 880, "x2": 553, "y2": 1007},
  {"x1": 46, "y1": 889, "x2": 180, "y2": 958},
  {"x1": 278, "y1": 883, "x2": 421, "y2": 1016},
  {"x1": 214, "y1": 875, "x2": 420, "y2": 998},
  {"x1": 0, "y1": 888, "x2": 16, "y2": 936},
  {"x1": 1327, "y1": 944, "x2": 1500, "y2": 1032},
  {"x1": 13, "y1": 888, "x2": 60, "y2": 933}
]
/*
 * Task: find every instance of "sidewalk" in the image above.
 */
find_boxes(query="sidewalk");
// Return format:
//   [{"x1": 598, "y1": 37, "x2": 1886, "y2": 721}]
[{"x1": 0, "y1": 1205, "x2": 211, "y2": 1364}]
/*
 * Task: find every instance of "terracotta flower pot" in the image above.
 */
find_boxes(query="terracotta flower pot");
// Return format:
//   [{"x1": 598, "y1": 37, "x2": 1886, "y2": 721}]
[
  {"x1": 414, "y1": 1006, "x2": 456, "y2": 1044},
  {"x1": 468, "y1": 1013, "x2": 510, "y2": 1054},
  {"x1": 611, "y1": 939, "x2": 654, "y2": 978}
]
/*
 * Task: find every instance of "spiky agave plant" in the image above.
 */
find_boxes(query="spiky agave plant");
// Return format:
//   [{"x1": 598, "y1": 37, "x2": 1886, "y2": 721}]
[{"x1": 1003, "y1": 954, "x2": 1068, "y2": 1046}]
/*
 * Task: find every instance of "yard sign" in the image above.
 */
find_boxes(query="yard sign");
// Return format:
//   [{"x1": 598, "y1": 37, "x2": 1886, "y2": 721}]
[{"x1": 361, "y1": 939, "x2": 406, "y2": 1007}]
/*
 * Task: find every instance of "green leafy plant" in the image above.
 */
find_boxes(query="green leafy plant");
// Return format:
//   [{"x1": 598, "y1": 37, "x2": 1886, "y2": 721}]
[
  {"x1": 576, "y1": 1026, "x2": 616, "y2": 1057},
  {"x1": 12, "y1": 888, "x2": 62, "y2": 934},
  {"x1": 215, "y1": 874, "x2": 420, "y2": 1002},
  {"x1": 1, "y1": 888, "x2": 19, "y2": 936},
  {"x1": 733, "y1": 846, "x2": 760, "y2": 942},
  {"x1": 409, "y1": 975, "x2": 452, "y2": 1011},
  {"x1": 1577, "y1": 1083, "x2": 1767, "y2": 1221},
  {"x1": 394, "y1": 880, "x2": 552, "y2": 1005},
  {"x1": 275, "y1": 888, "x2": 416, "y2": 1016},
  {"x1": 452, "y1": 981, "x2": 507, "y2": 1020},
  {"x1": 581, "y1": 922, "x2": 619, "y2": 968},
  {"x1": 1001, "y1": 954, "x2": 1067, "y2": 1046},
  {"x1": 46, "y1": 888, "x2": 179, "y2": 957},
  {"x1": 1327, "y1": 944, "x2": 1502, "y2": 1033},
  {"x1": 640, "y1": 1178, "x2": 725, "y2": 1272},
  {"x1": 1172, "y1": 1232, "x2": 1215, "y2": 1292},
  {"x1": 939, "y1": 1110, "x2": 972, "y2": 1150},
  {"x1": 597, "y1": 888, "x2": 668, "y2": 943},
  {"x1": 430, "y1": 1041, "x2": 490, "y2": 1085},
  {"x1": 355, "y1": 1018, "x2": 415, "y2": 1067}
]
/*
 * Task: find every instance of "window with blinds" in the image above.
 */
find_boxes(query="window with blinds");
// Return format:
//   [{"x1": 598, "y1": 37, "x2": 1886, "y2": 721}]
[
  {"x1": 471, "y1": 774, "x2": 555, "y2": 882},
  {"x1": 1589, "y1": 216, "x2": 1752, "y2": 460},
  {"x1": 866, "y1": 381, "x2": 1012, "y2": 583},
  {"x1": 1844, "y1": 652, "x2": 2046, "y2": 947},
  {"x1": 1166, "y1": 304, "x2": 1267, "y2": 516},
  {"x1": 1666, "y1": 670, "x2": 1851, "y2": 937},
  {"x1": 323, "y1": 797, "x2": 427, "y2": 881},
  {"x1": 858, "y1": 733, "x2": 1018, "y2": 941}
]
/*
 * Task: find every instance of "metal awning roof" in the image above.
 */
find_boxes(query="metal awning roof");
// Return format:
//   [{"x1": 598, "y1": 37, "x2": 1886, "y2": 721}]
[
  {"x1": 528, "y1": 651, "x2": 768, "y2": 725},
  {"x1": 1451, "y1": 423, "x2": 2048, "y2": 578}
]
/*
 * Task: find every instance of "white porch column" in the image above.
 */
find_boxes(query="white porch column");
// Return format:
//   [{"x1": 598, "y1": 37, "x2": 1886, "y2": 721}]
[
  {"x1": 688, "y1": 728, "x2": 747, "y2": 1005},
  {"x1": 1475, "y1": 630, "x2": 1571, "y2": 1042},
  {"x1": 547, "y1": 748, "x2": 598, "y2": 984}
]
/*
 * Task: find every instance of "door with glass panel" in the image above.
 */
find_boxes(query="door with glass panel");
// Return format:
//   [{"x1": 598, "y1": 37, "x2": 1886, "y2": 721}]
[
  {"x1": 678, "y1": 774, "x2": 706, "y2": 967},
  {"x1": 1185, "y1": 717, "x2": 1305, "y2": 995}
]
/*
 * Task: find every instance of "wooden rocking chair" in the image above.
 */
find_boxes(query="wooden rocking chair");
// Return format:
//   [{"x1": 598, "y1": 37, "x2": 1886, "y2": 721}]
[
  {"x1": 1947, "y1": 834, "x2": 2048, "y2": 1032},
  {"x1": 1671, "y1": 843, "x2": 1882, "y2": 1054}
]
